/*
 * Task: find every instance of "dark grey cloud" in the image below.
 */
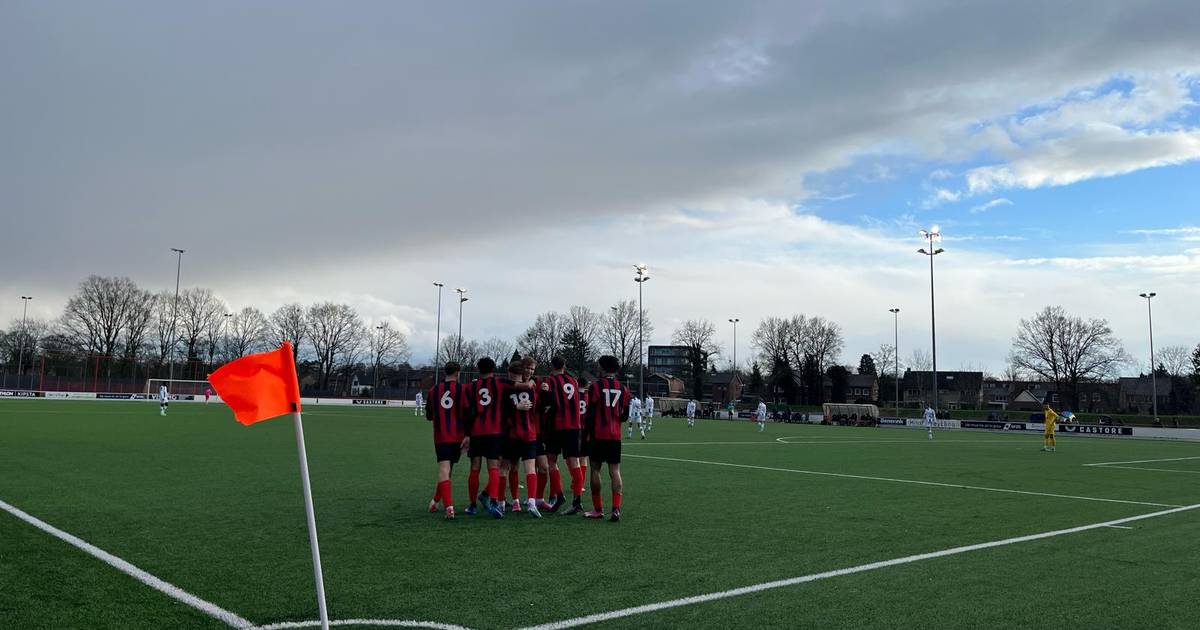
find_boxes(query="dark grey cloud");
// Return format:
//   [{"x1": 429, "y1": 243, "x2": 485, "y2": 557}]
[{"x1": 3, "y1": 0, "x2": 1199, "y2": 302}]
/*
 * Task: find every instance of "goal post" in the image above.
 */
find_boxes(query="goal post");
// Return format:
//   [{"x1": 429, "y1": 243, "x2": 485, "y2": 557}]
[{"x1": 145, "y1": 378, "x2": 212, "y2": 397}]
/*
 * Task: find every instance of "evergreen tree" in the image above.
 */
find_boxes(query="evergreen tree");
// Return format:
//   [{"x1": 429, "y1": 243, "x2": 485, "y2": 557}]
[
  {"x1": 749, "y1": 361, "x2": 765, "y2": 396},
  {"x1": 827, "y1": 365, "x2": 850, "y2": 403},
  {"x1": 858, "y1": 353, "x2": 877, "y2": 376},
  {"x1": 560, "y1": 325, "x2": 592, "y2": 376}
]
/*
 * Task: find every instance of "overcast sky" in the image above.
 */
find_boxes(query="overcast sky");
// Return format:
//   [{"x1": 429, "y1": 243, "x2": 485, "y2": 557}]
[{"x1": 3, "y1": 1, "x2": 1199, "y2": 373}]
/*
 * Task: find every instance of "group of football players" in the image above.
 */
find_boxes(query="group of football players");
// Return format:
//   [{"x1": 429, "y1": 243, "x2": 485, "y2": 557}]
[{"x1": 424, "y1": 354, "x2": 632, "y2": 522}]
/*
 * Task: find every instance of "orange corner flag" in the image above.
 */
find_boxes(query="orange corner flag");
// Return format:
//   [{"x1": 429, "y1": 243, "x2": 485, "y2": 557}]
[{"x1": 209, "y1": 341, "x2": 302, "y2": 425}]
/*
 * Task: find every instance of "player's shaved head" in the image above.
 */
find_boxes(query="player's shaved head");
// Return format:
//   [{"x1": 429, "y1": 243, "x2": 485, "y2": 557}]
[{"x1": 477, "y1": 357, "x2": 496, "y2": 375}]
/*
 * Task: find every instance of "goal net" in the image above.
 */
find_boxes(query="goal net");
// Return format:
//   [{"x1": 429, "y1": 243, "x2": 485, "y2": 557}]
[{"x1": 145, "y1": 378, "x2": 212, "y2": 397}]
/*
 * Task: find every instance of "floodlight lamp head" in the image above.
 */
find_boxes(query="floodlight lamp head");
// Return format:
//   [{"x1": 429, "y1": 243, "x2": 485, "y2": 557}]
[
  {"x1": 934, "y1": 248, "x2": 945, "y2": 255},
  {"x1": 917, "y1": 248, "x2": 928, "y2": 254},
  {"x1": 433, "y1": 282, "x2": 444, "y2": 287}
]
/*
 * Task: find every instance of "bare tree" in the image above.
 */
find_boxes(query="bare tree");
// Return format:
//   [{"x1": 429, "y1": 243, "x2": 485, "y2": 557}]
[
  {"x1": 59, "y1": 276, "x2": 143, "y2": 359},
  {"x1": 872, "y1": 344, "x2": 898, "y2": 379},
  {"x1": 2, "y1": 318, "x2": 49, "y2": 368},
  {"x1": 307, "y1": 302, "x2": 365, "y2": 391},
  {"x1": 566, "y1": 305, "x2": 602, "y2": 350},
  {"x1": 517, "y1": 311, "x2": 565, "y2": 366},
  {"x1": 752, "y1": 316, "x2": 792, "y2": 368},
  {"x1": 1002, "y1": 361, "x2": 1026, "y2": 382},
  {"x1": 796, "y1": 315, "x2": 844, "y2": 375},
  {"x1": 118, "y1": 289, "x2": 156, "y2": 364},
  {"x1": 225, "y1": 307, "x2": 269, "y2": 359},
  {"x1": 439, "y1": 334, "x2": 479, "y2": 367},
  {"x1": 269, "y1": 303, "x2": 309, "y2": 360},
  {"x1": 476, "y1": 337, "x2": 514, "y2": 365},
  {"x1": 673, "y1": 318, "x2": 721, "y2": 398},
  {"x1": 368, "y1": 322, "x2": 410, "y2": 370},
  {"x1": 601, "y1": 300, "x2": 652, "y2": 370},
  {"x1": 1009, "y1": 306, "x2": 1130, "y2": 408},
  {"x1": 177, "y1": 288, "x2": 225, "y2": 366},
  {"x1": 1158, "y1": 345, "x2": 1190, "y2": 377},
  {"x1": 151, "y1": 290, "x2": 178, "y2": 365}
]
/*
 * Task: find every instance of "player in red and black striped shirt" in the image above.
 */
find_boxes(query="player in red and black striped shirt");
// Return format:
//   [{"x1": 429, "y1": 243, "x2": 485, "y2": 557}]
[
  {"x1": 425, "y1": 361, "x2": 470, "y2": 520},
  {"x1": 465, "y1": 356, "x2": 533, "y2": 518},
  {"x1": 583, "y1": 355, "x2": 631, "y2": 522},
  {"x1": 499, "y1": 361, "x2": 544, "y2": 517},
  {"x1": 542, "y1": 355, "x2": 586, "y2": 514}
]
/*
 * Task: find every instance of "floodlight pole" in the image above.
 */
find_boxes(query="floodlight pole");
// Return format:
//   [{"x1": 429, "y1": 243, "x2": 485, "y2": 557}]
[
  {"x1": 16, "y1": 296, "x2": 32, "y2": 389},
  {"x1": 168, "y1": 248, "x2": 185, "y2": 393},
  {"x1": 634, "y1": 264, "x2": 650, "y2": 399},
  {"x1": 728, "y1": 318, "x2": 739, "y2": 373},
  {"x1": 918, "y1": 230, "x2": 944, "y2": 414},
  {"x1": 374, "y1": 324, "x2": 385, "y2": 396},
  {"x1": 456, "y1": 288, "x2": 468, "y2": 361},
  {"x1": 889, "y1": 307, "x2": 900, "y2": 417},
  {"x1": 433, "y1": 282, "x2": 444, "y2": 381},
  {"x1": 1140, "y1": 292, "x2": 1159, "y2": 422}
]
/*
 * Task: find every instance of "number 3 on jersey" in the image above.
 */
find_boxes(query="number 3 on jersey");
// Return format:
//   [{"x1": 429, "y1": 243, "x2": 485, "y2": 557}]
[{"x1": 478, "y1": 387, "x2": 492, "y2": 406}]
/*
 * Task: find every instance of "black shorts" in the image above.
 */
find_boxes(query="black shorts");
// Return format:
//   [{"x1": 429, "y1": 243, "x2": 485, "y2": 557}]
[
  {"x1": 589, "y1": 439, "x2": 622, "y2": 465},
  {"x1": 435, "y1": 442, "x2": 463, "y2": 464},
  {"x1": 467, "y1": 434, "x2": 502, "y2": 460},
  {"x1": 548, "y1": 428, "x2": 583, "y2": 458},
  {"x1": 536, "y1": 439, "x2": 547, "y2": 457},
  {"x1": 503, "y1": 439, "x2": 539, "y2": 462},
  {"x1": 579, "y1": 432, "x2": 591, "y2": 456}
]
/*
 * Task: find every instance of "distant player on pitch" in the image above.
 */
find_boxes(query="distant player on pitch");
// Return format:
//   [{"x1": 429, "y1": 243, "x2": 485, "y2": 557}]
[
  {"x1": 1041, "y1": 400, "x2": 1059, "y2": 452},
  {"x1": 756, "y1": 399, "x2": 767, "y2": 432},
  {"x1": 159, "y1": 384, "x2": 170, "y2": 416},
  {"x1": 923, "y1": 406, "x2": 936, "y2": 440},
  {"x1": 414, "y1": 391, "x2": 425, "y2": 416},
  {"x1": 686, "y1": 399, "x2": 697, "y2": 427},
  {"x1": 627, "y1": 395, "x2": 645, "y2": 440},
  {"x1": 643, "y1": 395, "x2": 654, "y2": 431}
]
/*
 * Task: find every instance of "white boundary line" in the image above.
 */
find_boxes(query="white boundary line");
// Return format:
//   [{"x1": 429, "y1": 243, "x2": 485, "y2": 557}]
[
  {"x1": 1084, "y1": 456, "x2": 1200, "y2": 466},
  {"x1": 1092, "y1": 465, "x2": 1200, "y2": 475},
  {"x1": 0, "y1": 497, "x2": 254, "y2": 628},
  {"x1": 625, "y1": 454, "x2": 1180, "y2": 508},
  {"x1": 250, "y1": 620, "x2": 476, "y2": 630},
  {"x1": 515, "y1": 503, "x2": 1200, "y2": 630}
]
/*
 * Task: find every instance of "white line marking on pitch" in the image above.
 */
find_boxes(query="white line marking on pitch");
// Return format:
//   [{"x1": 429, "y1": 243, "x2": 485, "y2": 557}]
[
  {"x1": 250, "y1": 620, "x2": 476, "y2": 630},
  {"x1": 1084, "y1": 456, "x2": 1200, "y2": 466},
  {"x1": 0, "y1": 497, "x2": 254, "y2": 628},
  {"x1": 515, "y1": 503, "x2": 1200, "y2": 630},
  {"x1": 1102, "y1": 525, "x2": 1134, "y2": 529},
  {"x1": 1093, "y1": 465, "x2": 1200, "y2": 475},
  {"x1": 625, "y1": 454, "x2": 1180, "y2": 508}
]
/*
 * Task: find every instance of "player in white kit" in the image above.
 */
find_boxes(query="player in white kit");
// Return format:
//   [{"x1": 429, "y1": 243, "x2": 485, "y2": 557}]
[
  {"x1": 158, "y1": 385, "x2": 170, "y2": 416},
  {"x1": 414, "y1": 391, "x2": 425, "y2": 416},
  {"x1": 756, "y1": 400, "x2": 768, "y2": 432},
  {"x1": 686, "y1": 399, "x2": 697, "y2": 427},
  {"x1": 626, "y1": 396, "x2": 645, "y2": 440},
  {"x1": 923, "y1": 406, "x2": 936, "y2": 440},
  {"x1": 643, "y1": 395, "x2": 654, "y2": 431}
]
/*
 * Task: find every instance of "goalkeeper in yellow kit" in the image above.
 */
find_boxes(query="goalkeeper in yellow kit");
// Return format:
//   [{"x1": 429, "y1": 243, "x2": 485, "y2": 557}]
[{"x1": 1041, "y1": 401, "x2": 1058, "y2": 452}]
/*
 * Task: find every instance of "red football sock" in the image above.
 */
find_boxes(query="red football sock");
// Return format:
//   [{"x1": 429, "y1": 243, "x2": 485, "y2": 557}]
[
  {"x1": 580, "y1": 462, "x2": 588, "y2": 480},
  {"x1": 550, "y1": 469, "x2": 563, "y2": 496},
  {"x1": 486, "y1": 468, "x2": 500, "y2": 500},
  {"x1": 570, "y1": 466, "x2": 583, "y2": 497},
  {"x1": 612, "y1": 491, "x2": 622, "y2": 509},
  {"x1": 592, "y1": 493, "x2": 603, "y2": 512},
  {"x1": 525, "y1": 473, "x2": 538, "y2": 501},
  {"x1": 536, "y1": 471, "x2": 547, "y2": 499},
  {"x1": 508, "y1": 469, "x2": 519, "y2": 500},
  {"x1": 468, "y1": 469, "x2": 480, "y2": 503},
  {"x1": 439, "y1": 480, "x2": 452, "y2": 507},
  {"x1": 432, "y1": 483, "x2": 442, "y2": 504}
]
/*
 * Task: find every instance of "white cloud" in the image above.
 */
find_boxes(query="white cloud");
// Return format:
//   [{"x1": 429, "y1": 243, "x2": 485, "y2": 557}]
[
  {"x1": 969, "y1": 198, "x2": 1014, "y2": 213},
  {"x1": 965, "y1": 125, "x2": 1200, "y2": 194}
]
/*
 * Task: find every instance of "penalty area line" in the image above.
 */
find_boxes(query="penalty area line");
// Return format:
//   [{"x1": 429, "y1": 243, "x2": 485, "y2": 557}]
[
  {"x1": 1084, "y1": 456, "x2": 1200, "y2": 466},
  {"x1": 0, "y1": 497, "x2": 254, "y2": 628},
  {"x1": 249, "y1": 620, "x2": 477, "y2": 630},
  {"x1": 625, "y1": 454, "x2": 1180, "y2": 508},
  {"x1": 516, "y1": 503, "x2": 1200, "y2": 630}
]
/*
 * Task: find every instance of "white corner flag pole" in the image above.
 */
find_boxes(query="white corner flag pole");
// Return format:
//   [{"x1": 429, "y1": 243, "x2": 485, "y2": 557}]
[{"x1": 292, "y1": 409, "x2": 331, "y2": 630}]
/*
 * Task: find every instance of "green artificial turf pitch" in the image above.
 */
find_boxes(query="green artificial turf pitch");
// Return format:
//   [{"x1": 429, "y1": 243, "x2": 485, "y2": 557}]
[{"x1": 2, "y1": 400, "x2": 1199, "y2": 629}]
